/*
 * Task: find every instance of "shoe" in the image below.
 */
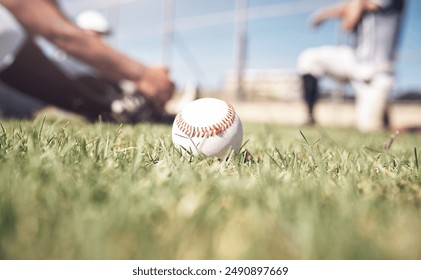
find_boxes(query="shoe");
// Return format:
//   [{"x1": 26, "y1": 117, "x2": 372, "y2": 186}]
[
  {"x1": 110, "y1": 94, "x2": 174, "y2": 124},
  {"x1": 302, "y1": 115, "x2": 316, "y2": 126}
]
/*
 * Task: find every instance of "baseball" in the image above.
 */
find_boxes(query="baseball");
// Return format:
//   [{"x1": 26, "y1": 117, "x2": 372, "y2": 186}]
[{"x1": 172, "y1": 98, "x2": 243, "y2": 158}]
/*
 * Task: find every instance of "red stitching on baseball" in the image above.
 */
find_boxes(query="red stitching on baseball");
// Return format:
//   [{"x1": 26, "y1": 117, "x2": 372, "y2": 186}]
[{"x1": 175, "y1": 103, "x2": 236, "y2": 138}]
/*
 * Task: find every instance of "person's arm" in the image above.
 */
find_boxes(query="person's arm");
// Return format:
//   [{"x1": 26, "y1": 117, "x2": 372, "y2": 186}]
[
  {"x1": 310, "y1": 3, "x2": 349, "y2": 27},
  {"x1": 310, "y1": 0, "x2": 380, "y2": 31},
  {"x1": 341, "y1": 0, "x2": 379, "y2": 31},
  {"x1": 0, "y1": 0, "x2": 173, "y2": 110}
]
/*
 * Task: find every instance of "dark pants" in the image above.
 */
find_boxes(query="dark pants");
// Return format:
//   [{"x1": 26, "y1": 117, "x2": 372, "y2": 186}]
[{"x1": 0, "y1": 39, "x2": 121, "y2": 122}]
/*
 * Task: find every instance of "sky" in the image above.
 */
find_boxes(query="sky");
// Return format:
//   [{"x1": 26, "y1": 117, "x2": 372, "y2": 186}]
[{"x1": 60, "y1": 0, "x2": 421, "y2": 94}]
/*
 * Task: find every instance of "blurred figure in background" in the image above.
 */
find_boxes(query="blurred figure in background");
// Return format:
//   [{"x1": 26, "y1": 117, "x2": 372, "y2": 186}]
[
  {"x1": 297, "y1": 0, "x2": 406, "y2": 132},
  {"x1": 0, "y1": 0, "x2": 175, "y2": 123}
]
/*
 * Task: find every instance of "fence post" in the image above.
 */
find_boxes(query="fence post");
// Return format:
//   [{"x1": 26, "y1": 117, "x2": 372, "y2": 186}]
[
  {"x1": 163, "y1": 0, "x2": 175, "y2": 69},
  {"x1": 234, "y1": 0, "x2": 248, "y2": 101}
]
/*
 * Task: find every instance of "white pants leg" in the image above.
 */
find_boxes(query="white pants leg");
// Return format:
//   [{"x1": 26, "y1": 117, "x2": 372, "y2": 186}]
[
  {"x1": 297, "y1": 45, "x2": 374, "y2": 81},
  {"x1": 352, "y1": 74, "x2": 394, "y2": 132}
]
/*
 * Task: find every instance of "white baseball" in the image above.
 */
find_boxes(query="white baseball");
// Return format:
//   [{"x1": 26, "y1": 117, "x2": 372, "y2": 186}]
[{"x1": 172, "y1": 98, "x2": 243, "y2": 158}]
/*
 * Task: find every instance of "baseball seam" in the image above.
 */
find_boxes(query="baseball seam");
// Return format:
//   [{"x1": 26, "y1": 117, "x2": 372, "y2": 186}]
[{"x1": 175, "y1": 103, "x2": 236, "y2": 138}]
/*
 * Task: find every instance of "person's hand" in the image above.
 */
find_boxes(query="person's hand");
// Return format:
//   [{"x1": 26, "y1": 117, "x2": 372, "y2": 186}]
[
  {"x1": 310, "y1": 11, "x2": 327, "y2": 28},
  {"x1": 136, "y1": 66, "x2": 175, "y2": 112}
]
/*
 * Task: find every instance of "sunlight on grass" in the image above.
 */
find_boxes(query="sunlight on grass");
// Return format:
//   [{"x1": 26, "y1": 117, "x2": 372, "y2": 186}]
[{"x1": 0, "y1": 117, "x2": 420, "y2": 259}]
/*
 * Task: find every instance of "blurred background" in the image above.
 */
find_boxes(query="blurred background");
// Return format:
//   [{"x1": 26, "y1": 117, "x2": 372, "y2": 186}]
[{"x1": 58, "y1": 0, "x2": 421, "y2": 102}]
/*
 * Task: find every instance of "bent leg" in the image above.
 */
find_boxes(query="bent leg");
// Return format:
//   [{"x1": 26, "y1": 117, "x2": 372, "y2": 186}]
[
  {"x1": 297, "y1": 45, "x2": 359, "y2": 124},
  {"x1": 0, "y1": 39, "x2": 112, "y2": 121},
  {"x1": 297, "y1": 45, "x2": 359, "y2": 81}
]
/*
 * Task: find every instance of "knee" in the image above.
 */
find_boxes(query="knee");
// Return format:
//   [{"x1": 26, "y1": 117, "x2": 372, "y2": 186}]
[{"x1": 297, "y1": 48, "x2": 322, "y2": 77}]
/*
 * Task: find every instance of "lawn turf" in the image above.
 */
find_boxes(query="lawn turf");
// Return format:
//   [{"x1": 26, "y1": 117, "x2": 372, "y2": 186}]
[{"x1": 0, "y1": 116, "x2": 420, "y2": 259}]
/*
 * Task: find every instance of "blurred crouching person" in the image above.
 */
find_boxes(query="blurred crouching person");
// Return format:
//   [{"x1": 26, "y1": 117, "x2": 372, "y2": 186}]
[
  {"x1": 297, "y1": 0, "x2": 405, "y2": 131},
  {"x1": 0, "y1": 0, "x2": 175, "y2": 123}
]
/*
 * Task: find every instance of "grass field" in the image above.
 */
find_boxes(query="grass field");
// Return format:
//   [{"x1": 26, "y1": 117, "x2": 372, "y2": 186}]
[{"x1": 0, "y1": 115, "x2": 420, "y2": 260}]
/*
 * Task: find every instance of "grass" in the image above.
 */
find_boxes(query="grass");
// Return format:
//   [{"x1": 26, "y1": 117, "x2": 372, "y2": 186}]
[{"x1": 0, "y1": 115, "x2": 420, "y2": 260}]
